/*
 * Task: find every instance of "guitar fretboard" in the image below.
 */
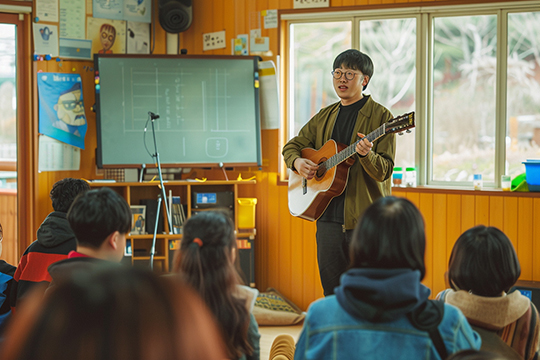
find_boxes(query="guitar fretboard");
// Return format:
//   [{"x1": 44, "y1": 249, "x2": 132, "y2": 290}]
[{"x1": 324, "y1": 123, "x2": 386, "y2": 170}]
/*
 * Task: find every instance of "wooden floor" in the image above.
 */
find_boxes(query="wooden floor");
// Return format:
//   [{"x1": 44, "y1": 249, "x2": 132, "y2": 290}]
[{"x1": 259, "y1": 323, "x2": 304, "y2": 360}]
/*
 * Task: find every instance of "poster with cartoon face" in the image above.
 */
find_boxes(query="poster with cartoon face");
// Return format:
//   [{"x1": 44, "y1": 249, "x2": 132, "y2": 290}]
[
  {"x1": 87, "y1": 17, "x2": 126, "y2": 55},
  {"x1": 37, "y1": 73, "x2": 87, "y2": 149}
]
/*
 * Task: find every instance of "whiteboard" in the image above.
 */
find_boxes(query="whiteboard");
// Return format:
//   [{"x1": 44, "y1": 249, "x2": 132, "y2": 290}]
[{"x1": 94, "y1": 55, "x2": 262, "y2": 168}]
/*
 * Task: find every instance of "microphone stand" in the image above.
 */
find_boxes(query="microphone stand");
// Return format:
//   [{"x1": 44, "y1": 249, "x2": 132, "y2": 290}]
[{"x1": 148, "y1": 111, "x2": 172, "y2": 270}]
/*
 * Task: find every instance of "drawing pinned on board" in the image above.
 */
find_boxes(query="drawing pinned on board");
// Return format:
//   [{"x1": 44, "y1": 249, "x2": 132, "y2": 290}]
[
  {"x1": 87, "y1": 17, "x2": 126, "y2": 55},
  {"x1": 33, "y1": 23, "x2": 59, "y2": 57},
  {"x1": 234, "y1": 34, "x2": 248, "y2": 55},
  {"x1": 203, "y1": 30, "x2": 226, "y2": 51},
  {"x1": 37, "y1": 73, "x2": 88, "y2": 149}
]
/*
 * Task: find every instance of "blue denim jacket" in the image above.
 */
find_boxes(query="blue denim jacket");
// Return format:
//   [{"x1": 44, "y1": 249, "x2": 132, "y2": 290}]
[{"x1": 295, "y1": 269, "x2": 481, "y2": 360}]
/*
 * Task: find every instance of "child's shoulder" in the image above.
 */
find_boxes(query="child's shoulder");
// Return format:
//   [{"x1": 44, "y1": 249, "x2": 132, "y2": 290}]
[{"x1": 0, "y1": 260, "x2": 15, "y2": 277}]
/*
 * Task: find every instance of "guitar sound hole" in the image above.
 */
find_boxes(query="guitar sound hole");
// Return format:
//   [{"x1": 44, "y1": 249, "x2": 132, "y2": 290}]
[{"x1": 316, "y1": 165, "x2": 327, "y2": 178}]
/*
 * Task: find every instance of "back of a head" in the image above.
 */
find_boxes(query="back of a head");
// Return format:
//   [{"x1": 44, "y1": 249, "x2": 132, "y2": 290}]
[
  {"x1": 1, "y1": 266, "x2": 227, "y2": 360},
  {"x1": 174, "y1": 210, "x2": 237, "y2": 292},
  {"x1": 174, "y1": 210, "x2": 251, "y2": 359},
  {"x1": 67, "y1": 187, "x2": 131, "y2": 249},
  {"x1": 333, "y1": 49, "x2": 374, "y2": 89},
  {"x1": 349, "y1": 196, "x2": 426, "y2": 278},
  {"x1": 50, "y1": 178, "x2": 90, "y2": 212},
  {"x1": 448, "y1": 225, "x2": 520, "y2": 297}
]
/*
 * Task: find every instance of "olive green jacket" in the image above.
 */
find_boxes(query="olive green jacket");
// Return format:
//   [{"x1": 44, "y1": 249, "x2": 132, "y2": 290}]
[{"x1": 282, "y1": 96, "x2": 396, "y2": 230}]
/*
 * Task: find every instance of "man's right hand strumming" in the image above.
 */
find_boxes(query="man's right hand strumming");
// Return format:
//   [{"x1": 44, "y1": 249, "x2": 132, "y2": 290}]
[{"x1": 294, "y1": 158, "x2": 319, "y2": 180}]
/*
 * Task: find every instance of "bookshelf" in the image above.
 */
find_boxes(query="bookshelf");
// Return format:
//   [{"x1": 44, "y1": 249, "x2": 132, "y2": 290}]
[{"x1": 90, "y1": 180, "x2": 257, "y2": 272}]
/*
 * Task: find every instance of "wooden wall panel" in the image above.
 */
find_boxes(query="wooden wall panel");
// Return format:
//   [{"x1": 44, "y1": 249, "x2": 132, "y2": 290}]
[
  {"x1": 0, "y1": 190, "x2": 18, "y2": 266},
  {"x1": 534, "y1": 199, "x2": 540, "y2": 282},
  {"x1": 446, "y1": 194, "x2": 461, "y2": 255},
  {"x1": 489, "y1": 196, "x2": 504, "y2": 229},
  {"x1": 475, "y1": 195, "x2": 490, "y2": 225},
  {"x1": 518, "y1": 198, "x2": 533, "y2": 280},
  {"x1": 504, "y1": 197, "x2": 519, "y2": 251},
  {"x1": 432, "y1": 193, "x2": 447, "y2": 296},
  {"x1": 420, "y1": 193, "x2": 433, "y2": 291},
  {"x1": 461, "y1": 195, "x2": 475, "y2": 232}
]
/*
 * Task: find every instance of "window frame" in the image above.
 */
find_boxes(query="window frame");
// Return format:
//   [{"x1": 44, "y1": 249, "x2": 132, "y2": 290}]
[{"x1": 279, "y1": 1, "x2": 540, "y2": 188}]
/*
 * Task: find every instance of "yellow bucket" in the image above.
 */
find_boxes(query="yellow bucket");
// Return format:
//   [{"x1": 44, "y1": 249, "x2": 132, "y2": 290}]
[{"x1": 237, "y1": 198, "x2": 257, "y2": 229}]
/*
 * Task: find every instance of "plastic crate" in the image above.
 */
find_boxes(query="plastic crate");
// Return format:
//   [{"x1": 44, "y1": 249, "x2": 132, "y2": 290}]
[
  {"x1": 237, "y1": 198, "x2": 257, "y2": 229},
  {"x1": 523, "y1": 160, "x2": 540, "y2": 191}
]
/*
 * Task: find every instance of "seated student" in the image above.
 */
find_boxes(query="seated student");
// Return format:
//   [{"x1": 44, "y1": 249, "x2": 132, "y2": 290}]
[
  {"x1": 173, "y1": 211, "x2": 261, "y2": 360},
  {"x1": 0, "y1": 223, "x2": 16, "y2": 334},
  {"x1": 438, "y1": 225, "x2": 540, "y2": 360},
  {"x1": 294, "y1": 196, "x2": 480, "y2": 360},
  {"x1": 46, "y1": 187, "x2": 131, "y2": 288},
  {"x1": 11, "y1": 178, "x2": 90, "y2": 308},
  {"x1": 1, "y1": 266, "x2": 227, "y2": 360}
]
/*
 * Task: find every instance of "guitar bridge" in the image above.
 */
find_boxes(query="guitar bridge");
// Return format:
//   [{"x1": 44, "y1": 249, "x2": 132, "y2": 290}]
[{"x1": 302, "y1": 178, "x2": 307, "y2": 195}]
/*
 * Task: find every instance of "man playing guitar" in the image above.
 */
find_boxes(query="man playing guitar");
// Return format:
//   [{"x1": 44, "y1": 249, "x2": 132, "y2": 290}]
[{"x1": 282, "y1": 49, "x2": 396, "y2": 296}]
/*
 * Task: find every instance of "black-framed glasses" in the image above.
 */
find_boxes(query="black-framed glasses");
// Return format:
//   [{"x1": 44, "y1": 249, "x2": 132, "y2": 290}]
[
  {"x1": 61, "y1": 99, "x2": 83, "y2": 110},
  {"x1": 331, "y1": 70, "x2": 361, "y2": 81}
]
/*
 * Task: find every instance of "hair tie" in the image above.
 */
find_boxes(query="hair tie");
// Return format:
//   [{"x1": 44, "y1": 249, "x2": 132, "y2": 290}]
[{"x1": 193, "y1": 238, "x2": 203, "y2": 247}]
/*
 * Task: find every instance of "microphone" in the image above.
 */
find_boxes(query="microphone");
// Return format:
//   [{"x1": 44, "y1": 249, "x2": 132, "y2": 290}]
[{"x1": 148, "y1": 111, "x2": 160, "y2": 120}]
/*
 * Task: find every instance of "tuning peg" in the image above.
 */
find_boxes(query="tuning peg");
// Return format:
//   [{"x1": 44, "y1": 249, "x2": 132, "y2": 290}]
[
  {"x1": 406, "y1": 129, "x2": 412, "y2": 133},
  {"x1": 398, "y1": 132, "x2": 404, "y2": 136}
]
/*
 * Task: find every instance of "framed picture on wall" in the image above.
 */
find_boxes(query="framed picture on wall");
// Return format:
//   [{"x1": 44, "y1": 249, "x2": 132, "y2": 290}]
[{"x1": 130, "y1": 205, "x2": 146, "y2": 235}]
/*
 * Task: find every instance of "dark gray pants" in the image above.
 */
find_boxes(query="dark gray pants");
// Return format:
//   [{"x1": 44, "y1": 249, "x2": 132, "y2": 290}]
[{"x1": 316, "y1": 221, "x2": 353, "y2": 296}]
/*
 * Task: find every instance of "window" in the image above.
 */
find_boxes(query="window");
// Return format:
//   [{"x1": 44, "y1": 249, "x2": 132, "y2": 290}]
[
  {"x1": 360, "y1": 18, "x2": 416, "y2": 169},
  {"x1": 288, "y1": 21, "x2": 351, "y2": 140},
  {"x1": 506, "y1": 11, "x2": 540, "y2": 178},
  {"x1": 0, "y1": 23, "x2": 16, "y2": 189},
  {"x1": 432, "y1": 15, "x2": 497, "y2": 183},
  {"x1": 282, "y1": 2, "x2": 540, "y2": 187}
]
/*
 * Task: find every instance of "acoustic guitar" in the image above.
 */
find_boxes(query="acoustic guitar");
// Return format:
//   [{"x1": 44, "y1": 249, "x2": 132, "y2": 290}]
[{"x1": 288, "y1": 112, "x2": 415, "y2": 221}]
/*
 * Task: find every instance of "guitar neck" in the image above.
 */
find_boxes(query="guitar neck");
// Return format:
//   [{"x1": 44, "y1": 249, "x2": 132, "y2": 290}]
[{"x1": 325, "y1": 123, "x2": 386, "y2": 170}]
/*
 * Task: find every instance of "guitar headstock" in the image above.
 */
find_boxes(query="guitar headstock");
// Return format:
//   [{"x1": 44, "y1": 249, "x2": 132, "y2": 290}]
[{"x1": 385, "y1": 112, "x2": 415, "y2": 135}]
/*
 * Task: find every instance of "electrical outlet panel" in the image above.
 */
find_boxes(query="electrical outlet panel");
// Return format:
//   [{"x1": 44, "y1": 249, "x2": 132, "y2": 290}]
[{"x1": 203, "y1": 30, "x2": 226, "y2": 51}]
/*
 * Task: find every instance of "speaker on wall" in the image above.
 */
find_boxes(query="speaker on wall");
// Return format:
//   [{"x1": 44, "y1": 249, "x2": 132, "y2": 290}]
[{"x1": 159, "y1": 0, "x2": 193, "y2": 33}]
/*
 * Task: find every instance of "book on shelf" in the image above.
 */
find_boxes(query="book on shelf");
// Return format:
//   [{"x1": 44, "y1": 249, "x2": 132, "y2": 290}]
[{"x1": 171, "y1": 196, "x2": 184, "y2": 234}]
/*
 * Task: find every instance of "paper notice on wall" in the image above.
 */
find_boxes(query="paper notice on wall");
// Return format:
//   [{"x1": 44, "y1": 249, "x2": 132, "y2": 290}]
[
  {"x1": 36, "y1": 0, "x2": 59, "y2": 22},
  {"x1": 250, "y1": 36, "x2": 269, "y2": 53},
  {"x1": 258, "y1": 60, "x2": 280, "y2": 130},
  {"x1": 33, "y1": 23, "x2": 59, "y2": 57},
  {"x1": 60, "y1": 0, "x2": 86, "y2": 39},
  {"x1": 127, "y1": 21, "x2": 150, "y2": 54},
  {"x1": 93, "y1": 0, "x2": 123, "y2": 20},
  {"x1": 262, "y1": 9, "x2": 278, "y2": 29},
  {"x1": 38, "y1": 135, "x2": 81, "y2": 172},
  {"x1": 123, "y1": 0, "x2": 151, "y2": 23},
  {"x1": 293, "y1": 0, "x2": 329, "y2": 9}
]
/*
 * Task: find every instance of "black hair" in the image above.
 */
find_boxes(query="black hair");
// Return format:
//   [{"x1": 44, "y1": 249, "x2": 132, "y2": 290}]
[
  {"x1": 332, "y1": 49, "x2": 374, "y2": 90},
  {"x1": 174, "y1": 210, "x2": 251, "y2": 360},
  {"x1": 67, "y1": 187, "x2": 131, "y2": 248},
  {"x1": 3, "y1": 265, "x2": 227, "y2": 360},
  {"x1": 50, "y1": 178, "x2": 90, "y2": 212},
  {"x1": 349, "y1": 196, "x2": 426, "y2": 279},
  {"x1": 447, "y1": 225, "x2": 520, "y2": 297}
]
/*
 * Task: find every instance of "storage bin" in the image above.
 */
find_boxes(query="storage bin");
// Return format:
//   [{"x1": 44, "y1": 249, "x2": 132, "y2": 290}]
[
  {"x1": 523, "y1": 160, "x2": 540, "y2": 191},
  {"x1": 237, "y1": 198, "x2": 257, "y2": 229}
]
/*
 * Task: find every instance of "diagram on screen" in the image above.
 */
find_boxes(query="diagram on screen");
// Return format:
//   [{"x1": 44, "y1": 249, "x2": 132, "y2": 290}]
[
  {"x1": 206, "y1": 138, "x2": 228, "y2": 158},
  {"x1": 125, "y1": 65, "x2": 250, "y2": 134},
  {"x1": 97, "y1": 56, "x2": 260, "y2": 166}
]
